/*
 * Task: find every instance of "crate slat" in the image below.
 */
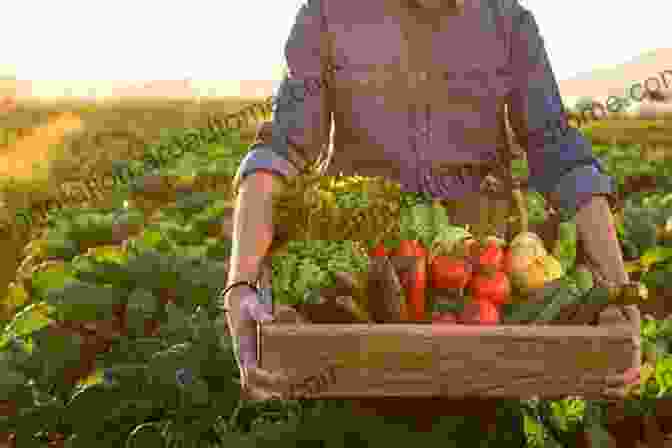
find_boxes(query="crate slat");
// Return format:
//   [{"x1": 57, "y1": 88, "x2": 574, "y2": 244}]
[{"x1": 259, "y1": 323, "x2": 635, "y2": 399}]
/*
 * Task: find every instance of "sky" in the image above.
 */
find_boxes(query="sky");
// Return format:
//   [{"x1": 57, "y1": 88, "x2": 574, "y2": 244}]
[{"x1": 1, "y1": 0, "x2": 670, "y2": 98}]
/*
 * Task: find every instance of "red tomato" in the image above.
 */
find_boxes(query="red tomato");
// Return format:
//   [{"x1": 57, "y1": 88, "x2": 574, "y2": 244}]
[
  {"x1": 430, "y1": 256, "x2": 472, "y2": 290},
  {"x1": 471, "y1": 271, "x2": 511, "y2": 305},
  {"x1": 478, "y1": 241, "x2": 503, "y2": 275},
  {"x1": 369, "y1": 242, "x2": 388, "y2": 257}
]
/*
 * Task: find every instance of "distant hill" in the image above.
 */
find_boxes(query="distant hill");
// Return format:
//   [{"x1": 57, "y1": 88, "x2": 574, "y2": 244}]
[{"x1": 559, "y1": 48, "x2": 672, "y2": 105}]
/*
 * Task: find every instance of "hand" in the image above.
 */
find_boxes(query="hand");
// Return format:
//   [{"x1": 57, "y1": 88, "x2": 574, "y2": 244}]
[
  {"x1": 598, "y1": 304, "x2": 641, "y2": 401},
  {"x1": 589, "y1": 265, "x2": 642, "y2": 401},
  {"x1": 528, "y1": 278, "x2": 641, "y2": 402},
  {"x1": 224, "y1": 286, "x2": 291, "y2": 402}
]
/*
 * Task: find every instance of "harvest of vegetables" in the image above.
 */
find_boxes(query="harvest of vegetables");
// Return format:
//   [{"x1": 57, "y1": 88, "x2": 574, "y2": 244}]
[{"x1": 1, "y1": 117, "x2": 672, "y2": 447}]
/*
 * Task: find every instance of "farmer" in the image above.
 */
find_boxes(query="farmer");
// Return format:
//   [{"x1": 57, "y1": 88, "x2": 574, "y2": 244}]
[{"x1": 221, "y1": 0, "x2": 641, "y2": 443}]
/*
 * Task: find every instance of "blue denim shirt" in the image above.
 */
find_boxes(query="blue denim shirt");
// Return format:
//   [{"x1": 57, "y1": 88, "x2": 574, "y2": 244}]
[{"x1": 236, "y1": 0, "x2": 613, "y2": 218}]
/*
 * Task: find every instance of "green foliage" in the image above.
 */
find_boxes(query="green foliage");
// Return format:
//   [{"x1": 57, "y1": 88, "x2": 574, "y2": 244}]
[
  {"x1": 270, "y1": 240, "x2": 368, "y2": 306},
  {"x1": 3, "y1": 120, "x2": 672, "y2": 447}
]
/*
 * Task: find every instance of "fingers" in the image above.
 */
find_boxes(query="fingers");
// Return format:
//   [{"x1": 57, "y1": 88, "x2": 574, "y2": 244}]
[
  {"x1": 242, "y1": 367, "x2": 291, "y2": 402},
  {"x1": 600, "y1": 386, "x2": 631, "y2": 401},
  {"x1": 242, "y1": 386, "x2": 283, "y2": 402},
  {"x1": 605, "y1": 367, "x2": 640, "y2": 387},
  {"x1": 236, "y1": 335, "x2": 259, "y2": 370},
  {"x1": 248, "y1": 367, "x2": 291, "y2": 391},
  {"x1": 619, "y1": 305, "x2": 641, "y2": 327},
  {"x1": 600, "y1": 367, "x2": 641, "y2": 400}
]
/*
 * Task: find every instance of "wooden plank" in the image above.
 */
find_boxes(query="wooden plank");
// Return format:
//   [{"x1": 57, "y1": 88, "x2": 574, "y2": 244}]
[{"x1": 258, "y1": 322, "x2": 635, "y2": 399}]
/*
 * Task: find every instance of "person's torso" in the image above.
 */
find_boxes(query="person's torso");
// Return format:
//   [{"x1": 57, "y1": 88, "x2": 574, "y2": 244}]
[{"x1": 322, "y1": 0, "x2": 516, "y2": 199}]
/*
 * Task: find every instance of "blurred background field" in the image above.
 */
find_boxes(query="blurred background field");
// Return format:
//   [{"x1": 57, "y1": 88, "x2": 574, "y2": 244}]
[
  {"x1": 0, "y1": 96, "x2": 263, "y2": 149},
  {"x1": 0, "y1": 97, "x2": 263, "y2": 301},
  {"x1": 0, "y1": 96, "x2": 264, "y2": 218}
]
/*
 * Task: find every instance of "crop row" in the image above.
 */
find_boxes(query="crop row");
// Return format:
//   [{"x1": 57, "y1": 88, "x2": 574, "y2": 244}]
[{"x1": 0, "y1": 119, "x2": 671, "y2": 446}]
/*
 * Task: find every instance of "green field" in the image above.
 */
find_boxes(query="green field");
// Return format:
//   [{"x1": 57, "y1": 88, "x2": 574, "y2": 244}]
[{"x1": 0, "y1": 99, "x2": 671, "y2": 446}]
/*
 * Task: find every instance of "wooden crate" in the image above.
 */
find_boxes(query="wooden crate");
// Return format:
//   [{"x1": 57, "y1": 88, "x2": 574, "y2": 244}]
[{"x1": 258, "y1": 322, "x2": 635, "y2": 399}]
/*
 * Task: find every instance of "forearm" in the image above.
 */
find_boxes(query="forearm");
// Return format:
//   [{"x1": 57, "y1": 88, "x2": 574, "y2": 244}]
[
  {"x1": 574, "y1": 195, "x2": 629, "y2": 285},
  {"x1": 575, "y1": 196, "x2": 641, "y2": 369},
  {"x1": 226, "y1": 170, "x2": 285, "y2": 313},
  {"x1": 228, "y1": 170, "x2": 284, "y2": 281}
]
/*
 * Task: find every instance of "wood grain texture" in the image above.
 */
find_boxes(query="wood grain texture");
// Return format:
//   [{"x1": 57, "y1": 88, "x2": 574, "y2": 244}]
[{"x1": 259, "y1": 322, "x2": 635, "y2": 399}]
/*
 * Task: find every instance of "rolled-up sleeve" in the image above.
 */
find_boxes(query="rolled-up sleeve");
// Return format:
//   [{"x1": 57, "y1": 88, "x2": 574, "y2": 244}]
[
  {"x1": 234, "y1": 0, "x2": 331, "y2": 190},
  {"x1": 506, "y1": 4, "x2": 615, "y2": 218}
]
